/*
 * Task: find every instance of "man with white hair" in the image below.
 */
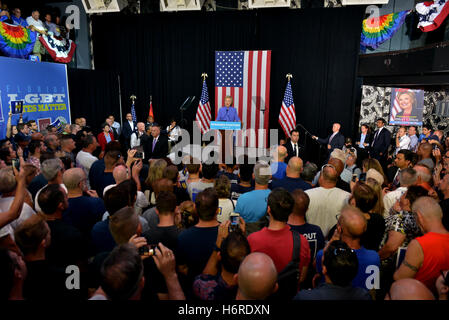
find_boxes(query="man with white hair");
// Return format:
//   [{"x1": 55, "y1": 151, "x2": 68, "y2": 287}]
[
  {"x1": 130, "y1": 122, "x2": 146, "y2": 148},
  {"x1": 0, "y1": 168, "x2": 35, "y2": 241},
  {"x1": 394, "y1": 197, "x2": 449, "y2": 292},
  {"x1": 34, "y1": 158, "x2": 67, "y2": 213},
  {"x1": 312, "y1": 123, "x2": 345, "y2": 160}
]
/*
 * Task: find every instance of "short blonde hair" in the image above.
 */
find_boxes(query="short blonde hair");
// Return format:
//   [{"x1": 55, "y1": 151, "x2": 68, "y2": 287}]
[{"x1": 225, "y1": 96, "x2": 233, "y2": 104}]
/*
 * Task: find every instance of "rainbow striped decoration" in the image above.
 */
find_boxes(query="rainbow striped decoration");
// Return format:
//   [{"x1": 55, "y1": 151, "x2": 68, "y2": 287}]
[
  {"x1": 0, "y1": 21, "x2": 36, "y2": 59},
  {"x1": 361, "y1": 10, "x2": 410, "y2": 50}
]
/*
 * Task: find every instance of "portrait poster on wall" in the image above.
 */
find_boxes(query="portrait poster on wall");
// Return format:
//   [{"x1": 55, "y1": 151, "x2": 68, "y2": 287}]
[{"x1": 389, "y1": 88, "x2": 424, "y2": 126}]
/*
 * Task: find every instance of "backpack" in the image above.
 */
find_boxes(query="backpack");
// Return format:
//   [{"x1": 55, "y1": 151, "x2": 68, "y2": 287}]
[{"x1": 272, "y1": 230, "x2": 302, "y2": 300}]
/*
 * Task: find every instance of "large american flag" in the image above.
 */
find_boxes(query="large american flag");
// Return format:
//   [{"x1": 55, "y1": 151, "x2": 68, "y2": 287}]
[
  {"x1": 278, "y1": 80, "x2": 296, "y2": 138},
  {"x1": 215, "y1": 50, "x2": 271, "y2": 148},
  {"x1": 196, "y1": 79, "x2": 211, "y2": 134}
]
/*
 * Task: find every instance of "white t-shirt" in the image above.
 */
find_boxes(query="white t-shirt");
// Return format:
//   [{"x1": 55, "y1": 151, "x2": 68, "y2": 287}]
[
  {"x1": 217, "y1": 198, "x2": 236, "y2": 223},
  {"x1": 0, "y1": 197, "x2": 36, "y2": 240},
  {"x1": 26, "y1": 16, "x2": 46, "y2": 31},
  {"x1": 34, "y1": 184, "x2": 68, "y2": 213},
  {"x1": 383, "y1": 187, "x2": 407, "y2": 218},
  {"x1": 305, "y1": 187, "x2": 350, "y2": 238},
  {"x1": 76, "y1": 150, "x2": 98, "y2": 177}
]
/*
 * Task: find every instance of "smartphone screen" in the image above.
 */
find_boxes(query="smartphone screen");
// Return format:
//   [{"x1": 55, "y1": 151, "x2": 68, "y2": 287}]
[{"x1": 230, "y1": 214, "x2": 239, "y2": 225}]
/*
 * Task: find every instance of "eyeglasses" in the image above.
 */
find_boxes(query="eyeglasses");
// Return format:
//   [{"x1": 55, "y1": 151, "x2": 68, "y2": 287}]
[
  {"x1": 332, "y1": 247, "x2": 355, "y2": 256},
  {"x1": 321, "y1": 163, "x2": 336, "y2": 172}
]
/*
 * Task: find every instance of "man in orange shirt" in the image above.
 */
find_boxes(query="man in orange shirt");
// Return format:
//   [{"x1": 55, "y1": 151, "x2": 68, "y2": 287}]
[{"x1": 394, "y1": 196, "x2": 449, "y2": 293}]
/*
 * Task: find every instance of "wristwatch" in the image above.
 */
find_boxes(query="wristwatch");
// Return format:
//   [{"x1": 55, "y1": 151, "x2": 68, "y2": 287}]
[{"x1": 213, "y1": 244, "x2": 221, "y2": 252}]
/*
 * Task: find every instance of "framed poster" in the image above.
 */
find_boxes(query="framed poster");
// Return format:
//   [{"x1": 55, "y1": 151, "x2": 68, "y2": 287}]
[{"x1": 389, "y1": 88, "x2": 424, "y2": 126}]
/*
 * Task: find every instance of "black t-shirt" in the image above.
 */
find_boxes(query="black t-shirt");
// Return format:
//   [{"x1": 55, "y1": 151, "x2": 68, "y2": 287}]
[
  {"x1": 217, "y1": 171, "x2": 240, "y2": 184},
  {"x1": 24, "y1": 260, "x2": 83, "y2": 300},
  {"x1": 88, "y1": 159, "x2": 105, "y2": 191},
  {"x1": 361, "y1": 212, "x2": 385, "y2": 251},
  {"x1": 174, "y1": 186, "x2": 190, "y2": 205},
  {"x1": 289, "y1": 223, "x2": 325, "y2": 261},
  {"x1": 28, "y1": 174, "x2": 47, "y2": 199},
  {"x1": 142, "y1": 225, "x2": 180, "y2": 298},
  {"x1": 176, "y1": 225, "x2": 219, "y2": 297},
  {"x1": 230, "y1": 183, "x2": 254, "y2": 201},
  {"x1": 439, "y1": 198, "x2": 449, "y2": 230},
  {"x1": 91, "y1": 172, "x2": 115, "y2": 198},
  {"x1": 46, "y1": 219, "x2": 88, "y2": 267}
]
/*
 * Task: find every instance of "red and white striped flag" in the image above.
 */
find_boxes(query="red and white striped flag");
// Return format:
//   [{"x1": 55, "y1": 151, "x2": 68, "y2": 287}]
[
  {"x1": 279, "y1": 79, "x2": 296, "y2": 138},
  {"x1": 416, "y1": 0, "x2": 449, "y2": 32},
  {"x1": 215, "y1": 50, "x2": 271, "y2": 148},
  {"x1": 196, "y1": 79, "x2": 211, "y2": 134}
]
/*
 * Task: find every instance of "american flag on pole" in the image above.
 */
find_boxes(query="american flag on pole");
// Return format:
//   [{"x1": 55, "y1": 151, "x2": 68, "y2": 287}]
[
  {"x1": 416, "y1": 0, "x2": 449, "y2": 32},
  {"x1": 196, "y1": 79, "x2": 211, "y2": 134},
  {"x1": 278, "y1": 79, "x2": 296, "y2": 138},
  {"x1": 215, "y1": 50, "x2": 271, "y2": 148}
]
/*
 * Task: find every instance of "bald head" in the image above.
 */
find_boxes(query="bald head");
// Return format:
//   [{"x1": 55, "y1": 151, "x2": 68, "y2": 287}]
[
  {"x1": 113, "y1": 165, "x2": 128, "y2": 184},
  {"x1": 339, "y1": 205, "x2": 367, "y2": 239},
  {"x1": 418, "y1": 142, "x2": 432, "y2": 157},
  {"x1": 63, "y1": 168, "x2": 86, "y2": 190},
  {"x1": 412, "y1": 196, "x2": 443, "y2": 224},
  {"x1": 328, "y1": 157, "x2": 344, "y2": 175},
  {"x1": 277, "y1": 146, "x2": 287, "y2": 161},
  {"x1": 137, "y1": 122, "x2": 145, "y2": 132},
  {"x1": 31, "y1": 132, "x2": 43, "y2": 141},
  {"x1": 286, "y1": 157, "x2": 303, "y2": 178},
  {"x1": 388, "y1": 279, "x2": 435, "y2": 300},
  {"x1": 237, "y1": 253, "x2": 278, "y2": 300}
]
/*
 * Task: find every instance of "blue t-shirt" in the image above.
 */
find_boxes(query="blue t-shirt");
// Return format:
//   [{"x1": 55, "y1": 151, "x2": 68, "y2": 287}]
[
  {"x1": 270, "y1": 162, "x2": 287, "y2": 180},
  {"x1": 289, "y1": 223, "x2": 325, "y2": 261},
  {"x1": 315, "y1": 246, "x2": 380, "y2": 291},
  {"x1": 270, "y1": 177, "x2": 311, "y2": 193},
  {"x1": 235, "y1": 189, "x2": 271, "y2": 223},
  {"x1": 91, "y1": 219, "x2": 116, "y2": 254},
  {"x1": 63, "y1": 196, "x2": 106, "y2": 238}
]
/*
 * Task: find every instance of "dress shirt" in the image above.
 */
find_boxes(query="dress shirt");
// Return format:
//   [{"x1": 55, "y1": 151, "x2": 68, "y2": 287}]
[
  {"x1": 359, "y1": 133, "x2": 366, "y2": 148},
  {"x1": 291, "y1": 141, "x2": 299, "y2": 157}
]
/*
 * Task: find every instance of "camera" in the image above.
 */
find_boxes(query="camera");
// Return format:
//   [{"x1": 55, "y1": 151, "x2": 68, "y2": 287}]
[
  {"x1": 138, "y1": 244, "x2": 157, "y2": 256},
  {"x1": 229, "y1": 213, "x2": 240, "y2": 233}
]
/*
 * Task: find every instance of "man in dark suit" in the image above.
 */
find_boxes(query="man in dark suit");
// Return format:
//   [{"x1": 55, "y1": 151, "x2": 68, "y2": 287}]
[
  {"x1": 283, "y1": 129, "x2": 304, "y2": 163},
  {"x1": 312, "y1": 123, "x2": 345, "y2": 159},
  {"x1": 121, "y1": 113, "x2": 136, "y2": 151},
  {"x1": 370, "y1": 118, "x2": 391, "y2": 166},
  {"x1": 141, "y1": 123, "x2": 169, "y2": 162}
]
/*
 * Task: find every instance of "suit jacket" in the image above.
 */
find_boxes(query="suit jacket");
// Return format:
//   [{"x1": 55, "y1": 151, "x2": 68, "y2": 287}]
[
  {"x1": 142, "y1": 134, "x2": 169, "y2": 162},
  {"x1": 97, "y1": 132, "x2": 115, "y2": 151},
  {"x1": 317, "y1": 132, "x2": 345, "y2": 153},
  {"x1": 283, "y1": 141, "x2": 304, "y2": 163},
  {"x1": 122, "y1": 121, "x2": 136, "y2": 140},
  {"x1": 370, "y1": 127, "x2": 391, "y2": 158}
]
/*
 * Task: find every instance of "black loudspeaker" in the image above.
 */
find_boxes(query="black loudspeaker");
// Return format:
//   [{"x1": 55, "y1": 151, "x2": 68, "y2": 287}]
[{"x1": 433, "y1": 100, "x2": 449, "y2": 117}]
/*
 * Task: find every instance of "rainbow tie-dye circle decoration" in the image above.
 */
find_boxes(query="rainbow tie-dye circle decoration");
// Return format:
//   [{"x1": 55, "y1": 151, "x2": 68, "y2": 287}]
[
  {"x1": 361, "y1": 10, "x2": 410, "y2": 50},
  {"x1": 0, "y1": 21, "x2": 37, "y2": 58}
]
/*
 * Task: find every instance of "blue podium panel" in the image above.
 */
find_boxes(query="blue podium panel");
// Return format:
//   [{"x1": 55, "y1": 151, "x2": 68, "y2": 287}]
[{"x1": 210, "y1": 121, "x2": 241, "y2": 131}]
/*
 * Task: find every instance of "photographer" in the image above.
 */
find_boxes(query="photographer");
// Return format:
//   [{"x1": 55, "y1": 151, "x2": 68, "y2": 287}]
[{"x1": 193, "y1": 221, "x2": 249, "y2": 301}]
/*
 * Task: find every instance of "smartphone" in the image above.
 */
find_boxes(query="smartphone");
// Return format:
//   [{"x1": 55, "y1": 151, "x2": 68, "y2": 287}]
[
  {"x1": 359, "y1": 173, "x2": 366, "y2": 182},
  {"x1": 134, "y1": 151, "x2": 144, "y2": 159},
  {"x1": 352, "y1": 174, "x2": 358, "y2": 182},
  {"x1": 229, "y1": 213, "x2": 240, "y2": 232},
  {"x1": 138, "y1": 244, "x2": 157, "y2": 256},
  {"x1": 12, "y1": 158, "x2": 20, "y2": 172},
  {"x1": 433, "y1": 144, "x2": 439, "y2": 151}
]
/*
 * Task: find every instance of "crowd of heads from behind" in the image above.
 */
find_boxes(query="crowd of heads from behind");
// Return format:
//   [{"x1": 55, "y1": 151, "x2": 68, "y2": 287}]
[{"x1": 0, "y1": 111, "x2": 448, "y2": 302}]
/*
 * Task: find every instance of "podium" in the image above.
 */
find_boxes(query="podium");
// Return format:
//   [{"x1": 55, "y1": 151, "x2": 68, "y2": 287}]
[{"x1": 210, "y1": 121, "x2": 241, "y2": 164}]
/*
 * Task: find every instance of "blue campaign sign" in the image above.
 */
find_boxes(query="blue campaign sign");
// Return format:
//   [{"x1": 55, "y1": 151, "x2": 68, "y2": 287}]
[
  {"x1": 0, "y1": 56, "x2": 71, "y2": 139},
  {"x1": 210, "y1": 121, "x2": 241, "y2": 131}
]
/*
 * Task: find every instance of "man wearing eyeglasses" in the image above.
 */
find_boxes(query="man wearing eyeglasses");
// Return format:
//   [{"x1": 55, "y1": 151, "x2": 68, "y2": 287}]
[{"x1": 394, "y1": 197, "x2": 449, "y2": 292}]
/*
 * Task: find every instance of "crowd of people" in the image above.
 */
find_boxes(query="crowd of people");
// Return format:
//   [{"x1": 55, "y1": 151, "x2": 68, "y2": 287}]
[
  {"x1": 0, "y1": 3, "x2": 72, "y2": 61},
  {"x1": 0, "y1": 111, "x2": 449, "y2": 301}
]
